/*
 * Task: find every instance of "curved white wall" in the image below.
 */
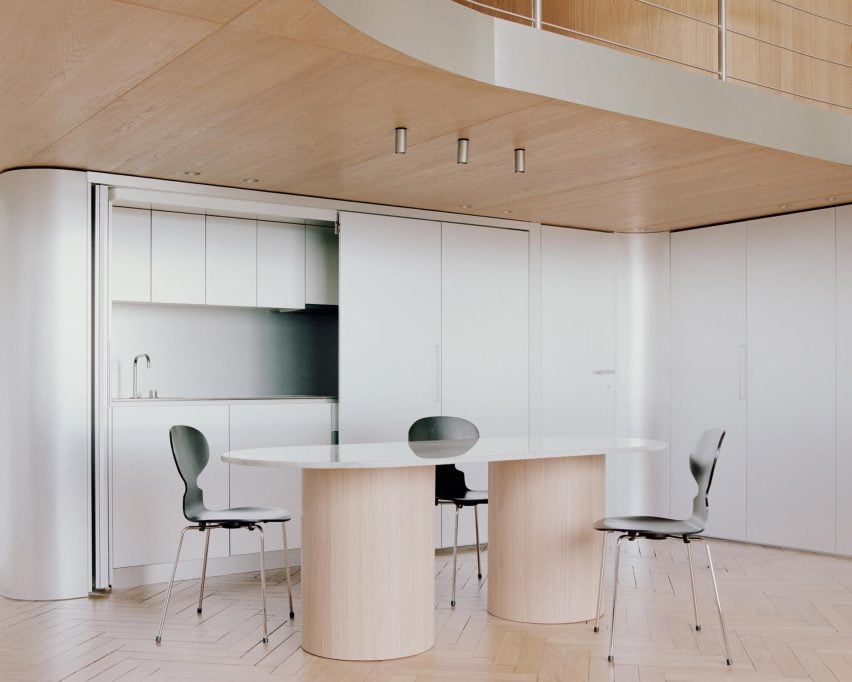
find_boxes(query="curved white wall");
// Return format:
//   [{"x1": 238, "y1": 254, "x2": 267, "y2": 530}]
[
  {"x1": 0, "y1": 169, "x2": 91, "y2": 599},
  {"x1": 611, "y1": 233, "x2": 671, "y2": 517}
]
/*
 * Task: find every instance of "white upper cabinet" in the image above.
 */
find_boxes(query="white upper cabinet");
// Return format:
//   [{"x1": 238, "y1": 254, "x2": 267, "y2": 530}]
[
  {"x1": 541, "y1": 227, "x2": 615, "y2": 438},
  {"x1": 837, "y1": 206, "x2": 852, "y2": 555},
  {"x1": 746, "y1": 209, "x2": 836, "y2": 553},
  {"x1": 206, "y1": 216, "x2": 256, "y2": 307},
  {"x1": 306, "y1": 225, "x2": 339, "y2": 305},
  {"x1": 257, "y1": 221, "x2": 306, "y2": 310},
  {"x1": 151, "y1": 211, "x2": 205, "y2": 305},
  {"x1": 338, "y1": 212, "x2": 441, "y2": 443},
  {"x1": 670, "y1": 224, "x2": 747, "y2": 541},
  {"x1": 110, "y1": 207, "x2": 151, "y2": 303}
]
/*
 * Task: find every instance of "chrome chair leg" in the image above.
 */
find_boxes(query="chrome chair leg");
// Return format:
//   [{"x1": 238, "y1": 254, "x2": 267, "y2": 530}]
[
  {"x1": 155, "y1": 525, "x2": 193, "y2": 643},
  {"x1": 257, "y1": 525, "x2": 269, "y2": 644},
  {"x1": 594, "y1": 531, "x2": 608, "y2": 633},
  {"x1": 451, "y1": 505, "x2": 460, "y2": 607},
  {"x1": 282, "y1": 522, "x2": 295, "y2": 619},
  {"x1": 704, "y1": 541, "x2": 733, "y2": 666},
  {"x1": 686, "y1": 540, "x2": 701, "y2": 631},
  {"x1": 608, "y1": 535, "x2": 627, "y2": 663},
  {"x1": 474, "y1": 505, "x2": 482, "y2": 580},
  {"x1": 197, "y1": 527, "x2": 211, "y2": 614}
]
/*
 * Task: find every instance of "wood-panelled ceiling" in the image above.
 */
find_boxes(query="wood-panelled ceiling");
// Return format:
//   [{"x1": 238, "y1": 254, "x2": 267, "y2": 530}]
[{"x1": 2, "y1": 0, "x2": 851, "y2": 232}]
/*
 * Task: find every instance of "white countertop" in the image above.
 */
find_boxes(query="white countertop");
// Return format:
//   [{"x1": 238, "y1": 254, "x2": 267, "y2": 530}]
[
  {"x1": 222, "y1": 436, "x2": 666, "y2": 469},
  {"x1": 112, "y1": 395, "x2": 337, "y2": 405}
]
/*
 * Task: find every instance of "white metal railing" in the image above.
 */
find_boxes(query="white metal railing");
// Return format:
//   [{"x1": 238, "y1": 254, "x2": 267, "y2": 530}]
[{"x1": 457, "y1": 0, "x2": 851, "y2": 110}]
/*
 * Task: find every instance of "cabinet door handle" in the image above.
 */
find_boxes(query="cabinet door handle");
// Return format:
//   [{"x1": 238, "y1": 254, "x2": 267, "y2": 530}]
[
  {"x1": 739, "y1": 345, "x2": 747, "y2": 401},
  {"x1": 434, "y1": 344, "x2": 441, "y2": 403},
  {"x1": 592, "y1": 369, "x2": 615, "y2": 375}
]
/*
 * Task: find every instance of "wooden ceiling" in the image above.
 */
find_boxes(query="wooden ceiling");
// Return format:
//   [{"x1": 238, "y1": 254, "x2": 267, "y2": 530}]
[{"x1": 2, "y1": 0, "x2": 851, "y2": 232}]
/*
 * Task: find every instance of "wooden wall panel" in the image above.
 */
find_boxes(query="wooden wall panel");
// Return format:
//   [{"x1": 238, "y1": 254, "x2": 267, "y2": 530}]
[
  {"x1": 728, "y1": 31, "x2": 852, "y2": 110},
  {"x1": 729, "y1": 0, "x2": 852, "y2": 67},
  {"x1": 542, "y1": 0, "x2": 719, "y2": 72},
  {"x1": 116, "y1": 0, "x2": 259, "y2": 24},
  {"x1": 635, "y1": 0, "x2": 718, "y2": 23},
  {"x1": 782, "y1": 0, "x2": 852, "y2": 24}
]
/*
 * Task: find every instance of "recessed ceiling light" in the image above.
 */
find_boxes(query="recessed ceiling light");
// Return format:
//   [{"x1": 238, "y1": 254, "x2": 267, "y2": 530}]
[
  {"x1": 637, "y1": 228, "x2": 649, "y2": 232},
  {"x1": 826, "y1": 197, "x2": 838, "y2": 202},
  {"x1": 183, "y1": 170, "x2": 201, "y2": 177},
  {"x1": 780, "y1": 203, "x2": 793, "y2": 209},
  {"x1": 242, "y1": 178, "x2": 260, "y2": 183},
  {"x1": 460, "y1": 204, "x2": 472, "y2": 209},
  {"x1": 503, "y1": 209, "x2": 514, "y2": 214}
]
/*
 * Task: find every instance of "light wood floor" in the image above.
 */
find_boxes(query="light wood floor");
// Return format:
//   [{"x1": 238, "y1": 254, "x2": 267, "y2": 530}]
[{"x1": 3, "y1": 539, "x2": 852, "y2": 681}]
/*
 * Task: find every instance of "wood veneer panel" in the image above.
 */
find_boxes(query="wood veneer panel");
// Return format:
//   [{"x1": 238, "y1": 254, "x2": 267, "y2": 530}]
[
  {"x1": 542, "y1": 0, "x2": 718, "y2": 71},
  {"x1": 728, "y1": 31, "x2": 852, "y2": 110},
  {"x1": 0, "y1": 0, "x2": 218, "y2": 172},
  {"x1": 232, "y1": 0, "x2": 432, "y2": 69},
  {"x1": 301, "y1": 466, "x2": 434, "y2": 660},
  {"x1": 782, "y1": 0, "x2": 852, "y2": 24},
  {"x1": 487, "y1": 455, "x2": 605, "y2": 623},
  {"x1": 115, "y1": 0, "x2": 260, "y2": 24},
  {"x1": 728, "y1": 0, "x2": 852, "y2": 68}
]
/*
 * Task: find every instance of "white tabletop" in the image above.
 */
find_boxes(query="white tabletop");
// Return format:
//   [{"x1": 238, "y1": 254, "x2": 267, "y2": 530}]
[{"x1": 222, "y1": 436, "x2": 666, "y2": 469}]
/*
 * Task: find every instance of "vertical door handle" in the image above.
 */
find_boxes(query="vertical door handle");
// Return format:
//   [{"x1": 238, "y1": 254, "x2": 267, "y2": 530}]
[
  {"x1": 434, "y1": 344, "x2": 441, "y2": 403},
  {"x1": 738, "y1": 345, "x2": 747, "y2": 400}
]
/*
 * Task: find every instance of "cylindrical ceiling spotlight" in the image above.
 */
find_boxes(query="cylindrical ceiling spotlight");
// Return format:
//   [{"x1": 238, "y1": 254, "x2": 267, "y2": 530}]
[
  {"x1": 514, "y1": 148, "x2": 526, "y2": 173},
  {"x1": 394, "y1": 127, "x2": 407, "y2": 154},
  {"x1": 457, "y1": 138, "x2": 469, "y2": 165}
]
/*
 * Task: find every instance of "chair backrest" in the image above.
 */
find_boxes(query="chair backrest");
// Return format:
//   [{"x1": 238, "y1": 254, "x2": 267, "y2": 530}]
[
  {"x1": 688, "y1": 428, "x2": 726, "y2": 528},
  {"x1": 169, "y1": 425, "x2": 210, "y2": 521},
  {"x1": 408, "y1": 416, "x2": 480, "y2": 499}
]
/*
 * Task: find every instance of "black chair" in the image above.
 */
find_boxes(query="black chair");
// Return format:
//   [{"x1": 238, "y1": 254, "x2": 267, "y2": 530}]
[
  {"x1": 408, "y1": 416, "x2": 486, "y2": 607},
  {"x1": 592, "y1": 428, "x2": 732, "y2": 665},
  {"x1": 155, "y1": 425, "x2": 295, "y2": 645}
]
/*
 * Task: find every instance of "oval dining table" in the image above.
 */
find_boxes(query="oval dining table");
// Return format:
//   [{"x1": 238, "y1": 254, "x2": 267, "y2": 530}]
[{"x1": 223, "y1": 435, "x2": 666, "y2": 662}]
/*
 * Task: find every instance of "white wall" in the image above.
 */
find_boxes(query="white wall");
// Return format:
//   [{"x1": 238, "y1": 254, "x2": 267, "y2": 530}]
[
  {"x1": 110, "y1": 303, "x2": 337, "y2": 399},
  {"x1": 612, "y1": 233, "x2": 671, "y2": 517}
]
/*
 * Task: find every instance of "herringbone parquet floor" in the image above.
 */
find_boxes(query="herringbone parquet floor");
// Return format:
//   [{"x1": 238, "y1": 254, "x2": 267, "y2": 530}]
[{"x1": 3, "y1": 539, "x2": 852, "y2": 681}]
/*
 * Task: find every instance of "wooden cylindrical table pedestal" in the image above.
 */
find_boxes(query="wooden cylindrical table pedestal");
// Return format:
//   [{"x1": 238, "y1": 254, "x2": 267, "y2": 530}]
[
  {"x1": 487, "y1": 455, "x2": 606, "y2": 623},
  {"x1": 301, "y1": 466, "x2": 435, "y2": 660}
]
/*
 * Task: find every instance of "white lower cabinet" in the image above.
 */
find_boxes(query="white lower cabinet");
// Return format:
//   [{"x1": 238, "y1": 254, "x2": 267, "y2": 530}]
[
  {"x1": 670, "y1": 224, "x2": 747, "y2": 541},
  {"x1": 228, "y1": 403, "x2": 333, "y2": 555},
  {"x1": 112, "y1": 405, "x2": 230, "y2": 568}
]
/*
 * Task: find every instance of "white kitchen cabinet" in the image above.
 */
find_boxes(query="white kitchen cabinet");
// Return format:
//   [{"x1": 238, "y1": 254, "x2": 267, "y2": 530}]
[
  {"x1": 670, "y1": 224, "x2": 747, "y2": 541},
  {"x1": 228, "y1": 402, "x2": 333, "y2": 555},
  {"x1": 257, "y1": 221, "x2": 306, "y2": 310},
  {"x1": 112, "y1": 405, "x2": 229, "y2": 568},
  {"x1": 439, "y1": 222, "x2": 530, "y2": 546},
  {"x1": 541, "y1": 226, "x2": 615, "y2": 438},
  {"x1": 151, "y1": 211, "x2": 205, "y2": 305},
  {"x1": 110, "y1": 207, "x2": 151, "y2": 303},
  {"x1": 206, "y1": 216, "x2": 256, "y2": 307},
  {"x1": 837, "y1": 206, "x2": 852, "y2": 554},
  {"x1": 338, "y1": 212, "x2": 441, "y2": 444},
  {"x1": 306, "y1": 224, "x2": 339, "y2": 305},
  {"x1": 746, "y1": 209, "x2": 836, "y2": 553}
]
